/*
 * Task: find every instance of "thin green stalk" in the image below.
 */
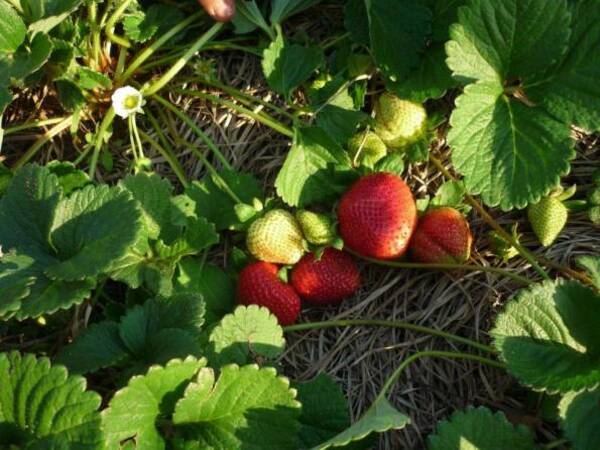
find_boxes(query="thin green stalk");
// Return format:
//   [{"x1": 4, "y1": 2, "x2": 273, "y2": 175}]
[
  {"x1": 4, "y1": 117, "x2": 69, "y2": 135},
  {"x1": 13, "y1": 116, "x2": 74, "y2": 169},
  {"x1": 284, "y1": 319, "x2": 495, "y2": 354},
  {"x1": 127, "y1": 115, "x2": 139, "y2": 161},
  {"x1": 191, "y1": 77, "x2": 297, "y2": 120},
  {"x1": 376, "y1": 350, "x2": 505, "y2": 401},
  {"x1": 353, "y1": 252, "x2": 533, "y2": 286},
  {"x1": 172, "y1": 88, "x2": 294, "y2": 138},
  {"x1": 89, "y1": 107, "x2": 116, "y2": 177},
  {"x1": 104, "y1": 0, "x2": 134, "y2": 48},
  {"x1": 143, "y1": 111, "x2": 188, "y2": 187},
  {"x1": 185, "y1": 142, "x2": 243, "y2": 204},
  {"x1": 321, "y1": 32, "x2": 351, "y2": 51},
  {"x1": 152, "y1": 94, "x2": 232, "y2": 170},
  {"x1": 118, "y1": 11, "x2": 204, "y2": 84},
  {"x1": 543, "y1": 438, "x2": 569, "y2": 449},
  {"x1": 142, "y1": 22, "x2": 223, "y2": 96},
  {"x1": 87, "y1": 2, "x2": 100, "y2": 68}
]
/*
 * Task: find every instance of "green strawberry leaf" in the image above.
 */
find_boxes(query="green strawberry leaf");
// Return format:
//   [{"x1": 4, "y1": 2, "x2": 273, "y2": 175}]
[
  {"x1": 492, "y1": 280, "x2": 600, "y2": 393},
  {"x1": 0, "y1": 352, "x2": 102, "y2": 449},
  {"x1": 77, "y1": 67, "x2": 112, "y2": 90},
  {"x1": 0, "y1": 85, "x2": 12, "y2": 115},
  {"x1": 174, "y1": 260, "x2": 236, "y2": 326},
  {"x1": 45, "y1": 183, "x2": 143, "y2": 281},
  {"x1": 344, "y1": 0, "x2": 369, "y2": 46},
  {"x1": 46, "y1": 160, "x2": 91, "y2": 194},
  {"x1": 57, "y1": 294, "x2": 205, "y2": 374},
  {"x1": 447, "y1": 81, "x2": 574, "y2": 210},
  {"x1": 262, "y1": 31, "x2": 324, "y2": 100},
  {"x1": 123, "y1": 4, "x2": 184, "y2": 43},
  {"x1": 0, "y1": 33, "x2": 53, "y2": 85},
  {"x1": 446, "y1": 0, "x2": 570, "y2": 83},
  {"x1": 559, "y1": 388, "x2": 600, "y2": 450},
  {"x1": 0, "y1": 1, "x2": 26, "y2": 53},
  {"x1": 55, "y1": 322, "x2": 129, "y2": 374},
  {"x1": 430, "y1": 180, "x2": 470, "y2": 213},
  {"x1": 208, "y1": 305, "x2": 285, "y2": 367},
  {"x1": 232, "y1": 0, "x2": 271, "y2": 36},
  {"x1": 577, "y1": 255, "x2": 600, "y2": 290},
  {"x1": 155, "y1": 216, "x2": 219, "y2": 262},
  {"x1": 172, "y1": 364, "x2": 301, "y2": 450},
  {"x1": 427, "y1": 406, "x2": 536, "y2": 450},
  {"x1": 270, "y1": 0, "x2": 320, "y2": 23},
  {"x1": 316, "y1": 105, "x2": 369, "y2": 144},
  {"x1": 121, "y1": 172, "x2": 174, "y2": 240},
  {"x1": 102, "y1": 357, "x2": 206, "y2": 449},
  {"x1": 275, "y1": 126, "x2": 356, "y2": 207},
  {"x1": 367, "y1": 0, "x2": 431, "y2": 81},
  {"x1": 424, "y1": 0, "x2": 466, "y2": 43},
  {"x1": 186, "y1": 169, "x2": 263, "y2": 231},
  {"x1": 295, "y1": 374, "x2": 355, "y2": 448},
  {"x1": 23, "y1": 0, "x2": 84, "y2": 35},
  {"x1": 525, "y1": 0, "x2": 600, "y2": 131},
  {"x1": 312, "y1": 396, "x2": 409, "y2": 449},
  {"x1": 389, "y1": 44, "x2": 457, "y2": 102},
  {"x1": 56, "y1": 78, "x2": 85, "y2": 111}
]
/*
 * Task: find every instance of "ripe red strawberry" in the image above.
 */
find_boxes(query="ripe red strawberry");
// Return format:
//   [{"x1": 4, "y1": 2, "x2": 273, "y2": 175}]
[
  {"x1": 409, "y1": 207, "x2": 473, "y2": 264},
  {"x1": 337, "y1": 172, "x2": 417, "y2": 259},
  {"x1": 237, "y1": 262, "x2": 301, "y2": 325},
  {"x1": 291, "y1": 248, "x2": 361, "y2": 305}
]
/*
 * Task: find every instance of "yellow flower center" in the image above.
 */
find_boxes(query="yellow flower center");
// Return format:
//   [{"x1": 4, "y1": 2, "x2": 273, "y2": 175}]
[{"x1": 124, "y1": 95, "x2": 139, "y2": 109}]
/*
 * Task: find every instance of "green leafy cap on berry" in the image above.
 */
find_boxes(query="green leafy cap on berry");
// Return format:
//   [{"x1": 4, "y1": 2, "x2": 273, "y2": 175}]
[
  {"x1": 347, "y1": 131, "x2": 387, "y2": 168},
  {"x1": 588, "y1": 206, "x2": 600, "y2": 225},
  {"x1": 373, "y1": 93, "x2": 427, "y2": 149},
  {"x1": 489, "y1": 224, "x2": 521, "y2": 262}
]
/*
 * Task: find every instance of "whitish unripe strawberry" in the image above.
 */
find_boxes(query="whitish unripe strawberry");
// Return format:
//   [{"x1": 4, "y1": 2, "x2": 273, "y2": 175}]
[
  {"x1": 347, "y1": 131, "x2": 387, "y2": 168},
  {"x1": 528, "y1": 197, "x2": 568, "y2": 247},
  {"x1": 247, "y1": 209, "x2": 305, "y2": 264},
  {"x1": 374, "y1": 93, "x2": 427, "y2": 149},
  {"x1": 296, "y1": 210, "x2": 336, "y2": 246}
]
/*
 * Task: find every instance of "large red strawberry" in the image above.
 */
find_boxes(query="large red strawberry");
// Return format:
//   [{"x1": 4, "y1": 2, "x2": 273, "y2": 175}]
[
  {"x1": 291, "y1": 248, "x2": 361, "y2": 305},
  {"x1": 409, "y1": 207, "x2": 473, "y2": 264},
  {"x1": 337, "y1": 172, "x2": 417, "y2": 259},
  {"x1": 237, "y1": 262, "x2": 301, "y2": 325}
]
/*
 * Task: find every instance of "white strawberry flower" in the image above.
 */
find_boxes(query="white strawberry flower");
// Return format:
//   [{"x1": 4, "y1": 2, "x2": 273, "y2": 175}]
[{"x1": 111, "y1": 86, "x2": 145, "y2": 118}]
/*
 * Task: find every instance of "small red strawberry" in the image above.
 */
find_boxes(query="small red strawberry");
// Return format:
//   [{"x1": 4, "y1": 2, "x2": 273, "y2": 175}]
[
  {"x1": 409, "y1": 207, "x2": 473, "y2": 264},
  {"x1": 337, "y1": 172, "x2": 417, "y2": 259},
  {"x1": 291, "y1": 248, "x2": 361, "y2": 305},
  {"x1": 237, "y1": 262, "x2": 301, "y2": 325}
]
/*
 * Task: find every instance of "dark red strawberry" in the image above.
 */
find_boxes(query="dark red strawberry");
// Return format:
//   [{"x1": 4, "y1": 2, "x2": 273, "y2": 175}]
[
  {"x1": 291, "y1": 248, "x2": 361, "y2": 305},
  {"x1": 237, "y1": 261, "x2": 301, "y2": 325},
  {"x1": 409, "y1": 207, "x2": 473, "y2": 264},
  {"x1": 337, "y1": 172, "x2": 417, "y2": 259}
]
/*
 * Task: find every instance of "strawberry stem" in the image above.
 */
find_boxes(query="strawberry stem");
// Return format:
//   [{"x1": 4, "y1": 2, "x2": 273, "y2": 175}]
[
  {"x1": 284, "y1": 319, "x2": 495, "y2": 354},
  {"x1": 354, "y1": 253, "x2": 533, "y2": 286},
  {"x1": 375, "y1": 350, "x2": 505, "y2": 402},
  {"x1": 428, "y1": 155, "x2": 592, "y2": 284}
]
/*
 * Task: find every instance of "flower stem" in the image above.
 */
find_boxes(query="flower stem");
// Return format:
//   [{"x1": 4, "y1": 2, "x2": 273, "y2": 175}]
[
  {"x1": 13, "y1": 116, "x2": 74, "y2": 169},
  {"x1": 353, "y1": 252, "x2": 533, "y2": 286},
  {"x1": 152, "y1": 94, "x2": 232, "y2": 170},
  {"x1": 142, "y1": 22, "x2": 223, "y2": 96},
  {"x1": 284, "y1": 319, "x2": 495, "y2": 354},
  {"x1": 376, "y1": 350, "x2": 505, "y2": 401},
  {"x1": 171, "y1": 87, "x2": 294, "y2": 138},
  {"x1": 117, "y1": 11, "x2": 204, "y2": 84}
]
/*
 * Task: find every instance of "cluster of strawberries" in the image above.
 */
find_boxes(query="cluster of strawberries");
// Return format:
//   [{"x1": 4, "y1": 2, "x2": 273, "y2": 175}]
[{"x1": 237, "y1": 171, "x2": 473, "y2": 325}]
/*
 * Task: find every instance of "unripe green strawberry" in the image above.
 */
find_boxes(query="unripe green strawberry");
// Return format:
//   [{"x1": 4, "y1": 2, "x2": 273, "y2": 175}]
[
  {"x1": 374, "y1": 93, "x2": 427, "y2": 149},
  {"x1": 247, "y1": 209, "x2": 305, "y2": 265},
  {"x1": 587, "y1": 185, "x2": 600, "y2": 206},
  {"x1": 589, "y1": 206, "x2": 600, "y2": 225},
  {"x1": 296, "y1": 210, "x2": 336, "y2": 245},
  {"x1": 347, "y1": 131, "x2": 387, "y2": 168},
  {"x1": 527, "y1": 197, "x2": 568, "y2": 247}
]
